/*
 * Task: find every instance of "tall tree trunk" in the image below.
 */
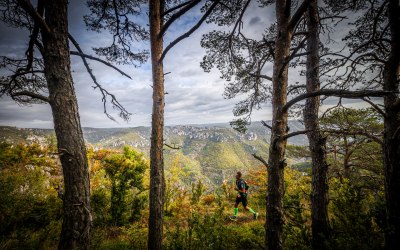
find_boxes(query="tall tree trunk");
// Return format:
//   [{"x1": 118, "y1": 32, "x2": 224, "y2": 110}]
[
  {"x1": 304, "y1": 0, "x2": 330, "y2": 248},
  {"x1": 266, "y1": 1, "x2": 291, "y2": 249},
  {"x1": 148, "y1": 0, "x2": 165, "y2": 249},
  {"x1": 383, "y1": 0, "x2": 400, "y2": 249},
  {"x1": 41, "y1": 1, "x2": 91, "y2": 249}
]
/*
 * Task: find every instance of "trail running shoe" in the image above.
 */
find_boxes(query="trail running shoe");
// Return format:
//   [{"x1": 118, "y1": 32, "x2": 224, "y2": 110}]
[
  {"x1": 229, "y1": 215, "x2": 237, "y2": 221},
  {"x1": 253, "y1": 212, "x2": 259, "y2": 220}
]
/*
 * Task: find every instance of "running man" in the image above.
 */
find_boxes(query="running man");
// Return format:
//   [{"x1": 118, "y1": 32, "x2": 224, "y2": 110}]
[{"x1": 230, "y1": 171, "x2": 258, "y2": 220}]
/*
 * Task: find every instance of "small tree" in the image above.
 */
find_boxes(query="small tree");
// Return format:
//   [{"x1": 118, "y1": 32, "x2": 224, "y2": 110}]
[
  {"x1": 320, "y1": 107, "x2": 384, "y2": 182},
  {"x1": 103, "y1": 146, "x2": 148, "y2": 226}
]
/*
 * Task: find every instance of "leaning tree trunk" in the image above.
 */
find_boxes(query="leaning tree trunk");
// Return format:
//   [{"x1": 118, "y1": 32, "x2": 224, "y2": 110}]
[
  {"x1": 304, "y1": 0, "x2": 330, "y2": 249},
  {"x1": 266, "y1": 1, "x2": 292, "y2": 249},
  {"x1": 383, "y1": 0, "x2": 400, "y2": 249},
  {"x1": 148, "y1": 0, "x2": 165, "y2": 249},
  {"x1": 41, "y1": 1, "x2": 91, "y2": 249}
]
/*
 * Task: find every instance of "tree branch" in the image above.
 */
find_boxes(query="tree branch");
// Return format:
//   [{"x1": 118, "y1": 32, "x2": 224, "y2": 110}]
[
  {"x1": 322, "y1": 129, "x2": 383, "y2": 145},
  {"x1": 162, "y1": 0, "x2": 193, "y2": 16},
  {"x1": 164, "y1": 143, "x2": 181, "y2": 150},
  {"x1": 287, "y1": 36, "x2": 308, "y2": 62},
  {"x1": 68, "y1": 34, "x2": 131, "y2": 121},
  {"x1": 11, "y1": 70, "x2": 44, "y2": 78},
  {"x1": 262, "y1": 39, "x2": 275, "y2": 60},
  {"x1": 24, "y1": 0, "x2": 44, "y2": 71},
  {"x1": 280, "y1": 130, "x2": 310, "y2": 141},
  {"x1": 361, "y1": 97, "x2": 387, "y2": 118},
  {"x1": 17, "y1": 0, "x2": 51, "y2": 34},
  {"x1": 251, "y1": 153, "x2": 268, "y2": 168},
  {"x1": 288, "y1": 0, "x2": 310, "y2": 32},
  {"x1": 229, "y1": 0, "x2": 252, "y2": 39},
  {"x1": 34, "y1": 40, "x2": 44, "y2": 55},
  {"x1": 160, "y1": 0, "x2": 202, "y2": 37},
  {"x1": 283, "y1": 89, "x2": 393, "y2": 113},
  {"x1": 248, "y1": 72, "x2": 272, "y2": 81},
  {"x1": 289, "y1": 51, "x2": 310, "y2": 59},
  {"x1": 160, "y1": 0, "x2": 220, "y2": 61},
  {"x1": 261, "y1": 120, "x2": 272, "y2": 130},
  {"x1": 278, "y1": 127, "x2": 383, "y2": 145},
  {"x1": 287, "y1": 84, "x2": 306, "y2": 95},
  {"x1": 70, "y1": 51, "x2": 132, "y2": 79},
  {"x1": 11, "y1": 90, "x2": 49, "y2": 103}
]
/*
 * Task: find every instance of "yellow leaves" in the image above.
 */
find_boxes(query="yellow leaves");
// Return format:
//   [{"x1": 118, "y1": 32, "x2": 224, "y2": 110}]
[{"x1": 201, "y1": 194, "x2": 216, "y2": 205}]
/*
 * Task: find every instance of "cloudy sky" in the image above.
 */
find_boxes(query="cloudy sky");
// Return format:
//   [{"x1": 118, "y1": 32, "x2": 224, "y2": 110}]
[{"x1": 0, "y1": 1, "x2": 373, "y2": 128}]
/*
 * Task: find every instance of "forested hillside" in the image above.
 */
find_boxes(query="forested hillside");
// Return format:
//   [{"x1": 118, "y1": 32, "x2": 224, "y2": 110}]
[
  {"x1": 0, "y1": 122, "x2": 307, "y2": 186},
  {"x1": 0, "y1": 109, "x2": 385, "y2": 249}
]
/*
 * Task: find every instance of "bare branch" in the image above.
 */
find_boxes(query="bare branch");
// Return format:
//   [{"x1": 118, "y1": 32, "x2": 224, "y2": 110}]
[
  {"x1": 280, "y1": 130, "x2": 310, "y2": 141},
  {"x1": 361, "y1": 97, "x2": 387, "y2": 118},
  {"x1": 160, "y1": 0, "x2": 202, "y2": 37},
  {"x1": 289, "y1": 51, "x2": 310, "y2": 59},
  {"x1": 286, "y1": 36, "x2": 308, "y2": 62},
  {"x1": 11, "y1": 90, "x2": 49, "y2": 103},
  {"x1": 293, "y1": 31, "x2": 308, "y2": 37},
  {"x1": 261, "y1": 120, "x2": 272, "y2": 130},
  {"x1": 70, "y1": 51, "x2": 132, "y2": 79},
  {"x1": 288, "y1": 0, "x2": 311, "y2": 32},
  {"x1": 164, "y1": 143, "x2": 180, "y2": 150},
  {"x1": 68, "y1": 34, "x2": 131, "y2": 121},
  {"x1": 24, "y1": 0, "x2": 44, "y2": 71},
  {"x1": 11, "y1": 70, "x2": 44, "y2": 78},
  {"x1": 248, "y1": 72, "x2": 272, "y2": 81},
  {"x1": 287, "y1": 84, "x2": 306, "y2": 95},
  {"x1": 263, "y1": 39, "x2": 275, "y2": 60},
  {"x1": 283, "y1": 89, "x2": 393, "y2": 113},
  {"x1": 34, "y1": 40, "x2": 44, "y2": 55},
  {"x1": 161, "y1": 0, "x2": 220, "y2": 61},
  {"x1": 16, "y1": 0, "x2": 51, "y2": 34},
  {"x1": 162, "y1": 0, "x2": 192, "y2": 17},
  {"x1": 252, "y1": 153, "x2": 269, "y2": 168}
]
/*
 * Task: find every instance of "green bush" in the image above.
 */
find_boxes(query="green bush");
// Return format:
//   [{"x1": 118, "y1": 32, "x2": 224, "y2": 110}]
[{"x1": 329, "y1": 178, "x2": 384, "y2": 249}]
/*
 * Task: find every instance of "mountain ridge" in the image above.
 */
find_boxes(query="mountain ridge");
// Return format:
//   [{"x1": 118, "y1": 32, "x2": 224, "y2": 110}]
[
  {"x1": 0, "y1": 121, "x2": 309, "y2": 185},
  {"x1": 0, "y1": 120, "x2": 307, "y2": 146}
]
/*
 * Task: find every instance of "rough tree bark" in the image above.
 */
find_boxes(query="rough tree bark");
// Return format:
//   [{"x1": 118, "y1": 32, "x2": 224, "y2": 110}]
[
  {"x1": 266, "y1": 1, "x2": 292, "y2": 249},
  {"x1": 41, "y1": 1, "x2": 92, "y2": 249},
  {"x1": 148, "y1": 0, "x2": 165, "y2": 249},
  {"x1": 304, "y1": 0, "x2": 330, "y2": 248},
  {"x1": 383, "y1": 0, "x2": 400, "y2": 249}
]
